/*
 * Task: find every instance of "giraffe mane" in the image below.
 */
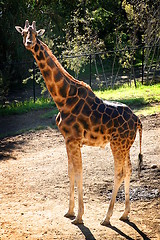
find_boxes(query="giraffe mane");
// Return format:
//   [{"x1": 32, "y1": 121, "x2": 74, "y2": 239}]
[{"x1": 39, "y1": 40, "x2": 92, "y2": 90}]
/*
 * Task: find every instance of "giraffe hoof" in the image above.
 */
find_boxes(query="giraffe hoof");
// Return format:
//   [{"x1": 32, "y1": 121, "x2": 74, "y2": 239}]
[
  {"x1": 71, "y1": 218, "x2": 84, "y2": 225},
  {"x1": 64, "y1": 212, "x2": 75, "y2": 219},
  {"x1": 119, "y1": 215, "x2": 129, "y2": 221},
  {"x1": 100, "y1": 219, "x2": 111, "y2": 226}
]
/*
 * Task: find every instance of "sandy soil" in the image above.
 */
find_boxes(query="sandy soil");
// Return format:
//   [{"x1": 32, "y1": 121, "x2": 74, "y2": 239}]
[{"x1": 0, "y1": 113, "x2": 160, "y2": 240}]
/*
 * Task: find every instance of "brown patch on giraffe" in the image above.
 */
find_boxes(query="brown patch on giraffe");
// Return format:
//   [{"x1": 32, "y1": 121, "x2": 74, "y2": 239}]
[
  {"x1": 72, "y1": 99, "x2": 85, "y2": 115},
  {"x1": 88, "y1": 90, "x2": 95, "y2": 98},
  {"x1": 34, "y1": 44, "x2": 39, "y2": 52},
  {"x1": 56, "y1": 100, "x2": 65, "y2": 108},
  {"x1": 39, "y1": 63, "x2": 45, "y2": 69},
  {"x1": 90, "y1": 133, "x2": 98, "y2": 140},
  {"x1": 98, "y1": 103, "x2": 106, "y2": 113},
  {"x1": 58, "y1": 79, "x2": 69, "y2": 98},
  {"x1": 68, "y1": 84, "x2": 78, "y2": 97},
  {"x1": 78, "y1": 116, "x2": 90, "y2": 130},
  {"x1": 73, "y1": 123, "x2": 83, "y2": 138},
  {"x1": 48, "y1": 84, "x2": 57, "y2": 97},
  {"x1": 91, "y1": 101, "x2": 98, "y2": 111},
  {"x1": 62, "y1": 126, "x2": 70, "y2": 135},
  {"x1": 90, "y1": 111, "x2": 102, "y2": 125},
  {"x1": 102, "y1": 113, "x2": 111, "y2": 124},
  {"x1": 44, "y1": 50, "x2": 49, "y2": 58},
  {"x1": 42, "y1": 68, "x2": 52, "y2": 80},
  {"x1": 36, "y1": 51, "x2": 45, "y2": 61},
  {"x1": 66, "y1": 96, "x2": 79, "y2": 109},
  {"x1": 77, "y1": 87, "x2": 87, "y2": 99},
  {"x1": 65, "y1": 115, "x2": 76, "y2": 126},
  {"x1": 54, "y1": 70, "x2": 63, "y2": 83},
  {"x1": 47, "y1": 57, "x2": 55, "y2": 69}
]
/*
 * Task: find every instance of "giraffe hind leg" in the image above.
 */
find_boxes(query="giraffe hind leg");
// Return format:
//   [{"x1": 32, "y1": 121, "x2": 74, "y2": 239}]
[
  {"x1": 101, "y1": 148, "x2": 126, "y2": 226},
  {"x1": 120, "y1": 152, "x2": 132, "y2": 221}
]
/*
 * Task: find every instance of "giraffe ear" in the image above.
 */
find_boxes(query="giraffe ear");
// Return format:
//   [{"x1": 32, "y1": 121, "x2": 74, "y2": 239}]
[
  {"x1": 15, "y1": 26, "x2": 23, "y2": 34},
  {"x1": 37, "y1": 29, "x2": 45, "y2": 36}
]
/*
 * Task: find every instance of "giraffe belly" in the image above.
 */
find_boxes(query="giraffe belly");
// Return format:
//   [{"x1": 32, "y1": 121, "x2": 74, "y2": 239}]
[{"x1": 81, "y1": 129, "x2": 110, "y2": 148}]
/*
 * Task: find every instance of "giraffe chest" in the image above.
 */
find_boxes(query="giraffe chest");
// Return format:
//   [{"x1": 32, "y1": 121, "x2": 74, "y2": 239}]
[{"x1": 56, "y1": 111, "x2": 110, "y2": 148}]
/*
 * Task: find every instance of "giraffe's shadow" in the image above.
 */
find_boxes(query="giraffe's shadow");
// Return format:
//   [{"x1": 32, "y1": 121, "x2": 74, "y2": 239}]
[
  {"x1": 120, "y1": 219, "x2": 151, "y2": 239},
  {"x1": 74, "y1": 219, "x2": 151, "y2": 240},
  {"x1": 105, "y1": 219, "x2": 151, "y2": 240},
  {"x1": 77, "y1": 224, "x2": 96, "y2": 240}
]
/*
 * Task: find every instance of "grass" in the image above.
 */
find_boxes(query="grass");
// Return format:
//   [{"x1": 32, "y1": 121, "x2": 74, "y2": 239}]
[
  {"x1": 134, "y1": 104, "x2": 160, "y2": 116},
  {"x1": 0, "y1": 97, "x2": 56, "y2": 116}
]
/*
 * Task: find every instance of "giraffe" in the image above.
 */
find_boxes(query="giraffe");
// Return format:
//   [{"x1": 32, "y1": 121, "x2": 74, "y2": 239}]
[{"x1": 15, "y1": 20, "x2": 143, "y2": 225}]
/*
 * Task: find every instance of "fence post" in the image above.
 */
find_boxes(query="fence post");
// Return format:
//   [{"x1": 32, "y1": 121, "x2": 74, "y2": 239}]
[
  {"x1": 142, "y1": 46, "x2": 144, "y2": 85},
  {"x1": 33, "y1": 60, "x2": 36, "y2": 103},
  {"x1": 89, "y1": 54, "x2": 92, "y2": 87}
]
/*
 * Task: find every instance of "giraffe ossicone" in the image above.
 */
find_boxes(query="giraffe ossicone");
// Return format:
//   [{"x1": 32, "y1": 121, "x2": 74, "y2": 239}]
[{"x1": 15, "y1": 21, "x2": 143, "y2": 225}]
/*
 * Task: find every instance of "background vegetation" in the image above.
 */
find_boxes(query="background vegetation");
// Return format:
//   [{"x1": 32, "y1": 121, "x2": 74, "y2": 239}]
[{"x1": 0, "y1": 0, "x2": 160, "y2": 104}]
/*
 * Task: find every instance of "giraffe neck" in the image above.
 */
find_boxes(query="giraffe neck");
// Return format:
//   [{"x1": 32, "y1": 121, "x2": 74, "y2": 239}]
[{"x1": 31, "y1": 39, "x2": 79, "y2": 110}]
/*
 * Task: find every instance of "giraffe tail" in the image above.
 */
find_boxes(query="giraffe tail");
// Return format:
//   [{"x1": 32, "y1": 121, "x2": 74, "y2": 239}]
[{"x1": 137, "y1": 118, "x2": 143, "y2": 178}]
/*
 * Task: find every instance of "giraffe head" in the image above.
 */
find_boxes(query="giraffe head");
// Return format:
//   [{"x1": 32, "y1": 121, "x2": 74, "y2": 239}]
[{"x1": 15, "y1": 20, "x2": 45, "y2": 50}]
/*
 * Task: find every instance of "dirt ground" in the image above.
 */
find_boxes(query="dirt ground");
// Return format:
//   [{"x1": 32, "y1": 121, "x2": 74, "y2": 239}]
[{"x1": 0, "y1": 112, "x2": 160, "y2": 240}]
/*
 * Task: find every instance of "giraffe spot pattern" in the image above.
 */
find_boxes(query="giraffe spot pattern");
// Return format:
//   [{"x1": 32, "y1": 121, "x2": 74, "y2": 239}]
[
  {"x1": 66, "y1": 96, "x2": 79, "y2": 108},
  {"x1": 42, "y1": 69, "x2": 51, "y2": 79},
  {"x1": 82, "y1": 103, "x2": 92, "y2": 117},
  {"x1": 47, "y1": 57, "x2": 55, "y2": 69},
  {"x1": 95, "y1": 97, "x2": 101, "y2": 104},
  {"x1": 59, "y1": 79, "x2": 69, "y2": 98},
  {"x1": 34, "y1": 44, "x2": 39, "y2": 52},
  {"x1": 72, "y1": 99, "x2": 85, "y2": 115},
  {"x1": 73, "y1": 123, "x2": 81, "y2": 136},
  {"x1": 65, "y1": 115, "x2": 76, "y2": 125},
  {"x1": 78, "y1": 87, "x2": 87, "y2": 99},
  {"x1": 56, "y1": 100, "x2": 65, "y2": 108},
  {"x1": 48, "y1": 85, "x2": 56, "y2": 96},
  {"x1": 37, "y1": 51, "x2": 45, "y2": 61},
  {"x1": 111, "y1": 109, "x2": 119, "y2": 118},
  {"x1": 91, "y1": 102, "x2": 98, "y2": 111},
  {"x1": 123, "y1": 111, "x2": 131, "y2": 121},
  {"x1": 102, "y1": 114, "x2": 111, "y2": 124},
  {"x1": 44, "y1": 50, "x2": 49, "y2": 58},
  {"x1": 90, "y1": 134, "x2": 97, "y2": 140},
  {"x1": 62, "y1": 126, "x2": 70, "y2": 134},
  {"x1": 88, "y1": 90, "x2": 95, "y2": 98},
  {"x1": 98, "y1": 104, "x2": 105, "y2": 113},
  {"x1": 78, "y1": 116, "x2": 90, "y2": 130},
  {"x1": 39, "y1": 63, "x2": 45, "y2": 69},
  {"x1": 69, "y1": 84, "x2": 77, "y2": 96},
  {"x1": 32, "y1": 40, "x2": 141, "y2": 153},
  {"x1": 90, "y1": 111, "x2": 101, "y2": 125},
  {"x1": 54, "y1": 71, "x2": 63, "y2": 82}
]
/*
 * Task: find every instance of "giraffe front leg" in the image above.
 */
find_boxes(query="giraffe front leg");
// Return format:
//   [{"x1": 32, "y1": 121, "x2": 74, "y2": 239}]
[
  {"x1": 64, "y1": 162, "x2": 75, "y2": 218},
  {"x1": 72, "y1": 169, "x2": 84, "y2": 224},
  {"x1": 65, "y1": 140, "x2": 84, "y2": 224}
]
